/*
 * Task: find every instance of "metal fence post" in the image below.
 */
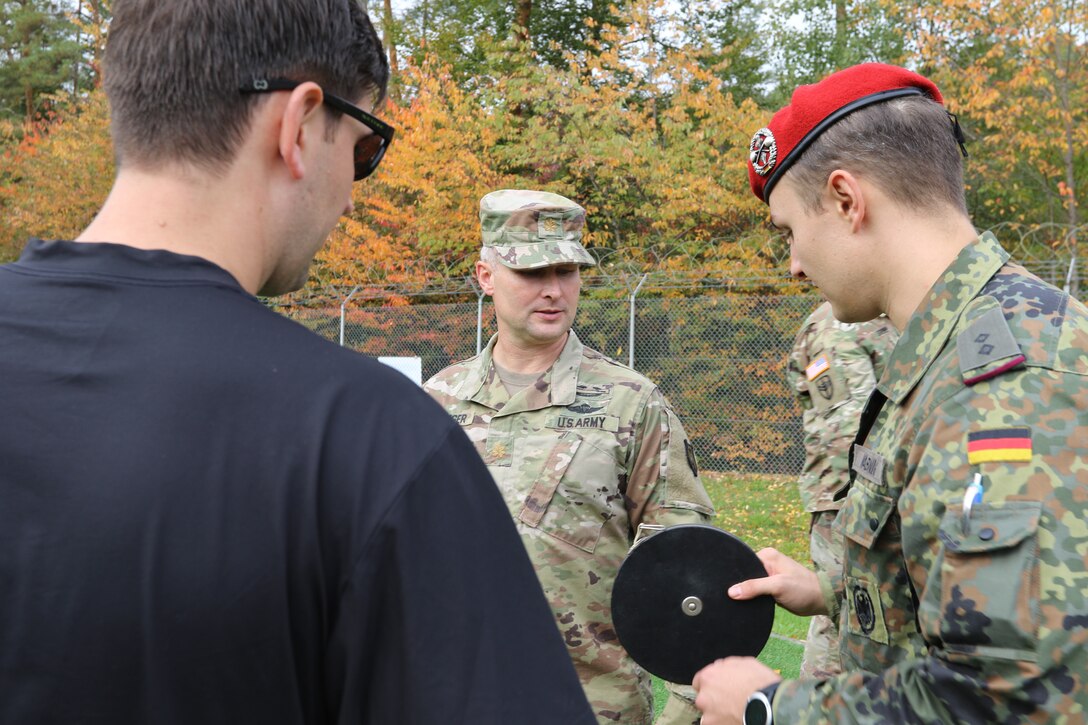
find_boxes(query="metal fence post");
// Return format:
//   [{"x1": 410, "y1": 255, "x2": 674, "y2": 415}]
[
  {"x1": 469, "y1": 276, "x2": 485, "y2": 354},
  {"x1": 628, "y1": 274, "x2": 648, "y2": 369},
  {"x1": 338, "y1": 285, "x2": 360, "y2": 346},
  {"x1": 1063, "y1": 226, "x2": 1079, "y2": 297}
]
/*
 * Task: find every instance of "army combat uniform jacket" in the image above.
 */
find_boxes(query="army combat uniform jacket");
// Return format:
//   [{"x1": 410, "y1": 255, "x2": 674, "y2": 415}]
[
  {"x1": 426, "y1": 331, "x2": 715, "y2": 724},
  {"x1": 787, "y1": 301, "x2": 897, "y2": 514},
  {"x1": 787, "y1": 301, "x2": 898, "y2": 680},
  {"x1": 774, "y1": 233, "x2": 1088, "y2": 722}
]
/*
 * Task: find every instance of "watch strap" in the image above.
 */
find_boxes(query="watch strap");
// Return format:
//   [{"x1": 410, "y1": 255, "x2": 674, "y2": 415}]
[{"x1": 743, "y1": 682, "x2": 780, "y2": 725}]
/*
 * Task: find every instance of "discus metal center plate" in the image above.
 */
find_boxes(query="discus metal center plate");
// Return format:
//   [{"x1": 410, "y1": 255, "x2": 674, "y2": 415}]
[{"x1": 681, "y1": 596, "x2": 703, "y2": 616}]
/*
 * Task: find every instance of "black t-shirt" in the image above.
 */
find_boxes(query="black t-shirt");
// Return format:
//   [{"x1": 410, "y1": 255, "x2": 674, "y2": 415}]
[{"x1": 0, "y1": 239, "x2": 594, "y2": 724}]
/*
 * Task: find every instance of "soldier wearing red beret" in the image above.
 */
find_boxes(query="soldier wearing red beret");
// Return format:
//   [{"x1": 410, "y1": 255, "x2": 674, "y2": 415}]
[{"x1": 692, "y1": 63, "x2": 1088, "y2": 725}]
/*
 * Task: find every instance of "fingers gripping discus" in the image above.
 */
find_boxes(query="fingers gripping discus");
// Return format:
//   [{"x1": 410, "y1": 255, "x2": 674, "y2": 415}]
[{"x1": 611, "y1": 524, "x2": 774, "y2": 684}]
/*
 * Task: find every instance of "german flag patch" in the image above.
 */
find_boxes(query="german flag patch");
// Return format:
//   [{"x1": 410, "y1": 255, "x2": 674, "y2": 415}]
[{"x1": 967, "y1": 427, "x2": 1032, "y2": 464}]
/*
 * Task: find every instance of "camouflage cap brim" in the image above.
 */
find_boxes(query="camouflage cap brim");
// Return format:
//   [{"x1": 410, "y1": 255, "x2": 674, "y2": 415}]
[{"x1": 491, "y1": 240, "x2": 597, "y2": 269}]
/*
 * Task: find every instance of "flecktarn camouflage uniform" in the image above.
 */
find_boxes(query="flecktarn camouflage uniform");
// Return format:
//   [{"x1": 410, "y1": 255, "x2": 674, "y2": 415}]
[
  {"x1": 425, "y1": 331, "x2": 715, "y2": 724},
  {"x1": 772, "y1": 232, "x2": 1088, "y2": 722},
  {"x1": 786, "y1": 301, "x2": 897, "y2": 679}
]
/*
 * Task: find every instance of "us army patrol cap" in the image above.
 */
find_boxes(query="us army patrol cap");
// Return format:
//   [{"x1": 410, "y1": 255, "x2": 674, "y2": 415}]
[
  {"x1": 479, "y1": 189, "x2": 596, "y2": 270},
  {"x1": 747, "y1": 63, "x2": 955, "y2": 203}
]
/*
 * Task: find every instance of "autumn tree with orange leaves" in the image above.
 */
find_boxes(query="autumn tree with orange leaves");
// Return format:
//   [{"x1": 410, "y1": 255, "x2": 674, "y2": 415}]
[
  {"x1": 2, "y1": 0, "x2": 1084, "y2": 281},
  {"x1": 0, "y1": 89, "x2": 112, "y2": 260},
  {"x1": 315, "y1": 0, "x2": 774, "y2": 290},
  {"x1": 903, "y1": 0, "x2": 1086, "y2": 234}
]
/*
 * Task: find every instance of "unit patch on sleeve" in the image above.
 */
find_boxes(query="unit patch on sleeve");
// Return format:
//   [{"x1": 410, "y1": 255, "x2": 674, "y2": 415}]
[
  {"x1": 967, "y1": 427, "x2": 1032, "y2": 464},
  {"x1": 805, "y1": 355, "x2": 831, "y2": 381}
]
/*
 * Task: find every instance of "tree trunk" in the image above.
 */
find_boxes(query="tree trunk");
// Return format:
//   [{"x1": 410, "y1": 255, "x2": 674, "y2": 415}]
[
  {"x1": 422, "y1": 0, "x2": 429, "y2": 47},
  {"x1": 382, "y1": 0, "x2": 399, "y2": 98},
  {"x1": 514, "y1": 0, "x2": 532, "y2": 44},
  {"x1": 86, "y1": 0, "x2": 108, "y2": 86},
  {"x1": 1051, "y1": 34, "x2": 1080, "y2": 296},
  {"x1": 1061, "y1": 94, "x2": 1078, "y2": 296},
  {"x1": 73, "y1": 0, "x2": 82, "y2": 98},
  {"x1": 833, "y1": 0, "x2": 847, "y2": 61}
]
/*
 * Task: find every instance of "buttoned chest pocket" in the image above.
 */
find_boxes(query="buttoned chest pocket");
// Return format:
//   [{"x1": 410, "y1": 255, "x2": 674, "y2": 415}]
[
  {"x1": 838, "y1": 480, "x2": 896, "y2": 549},
  {"x1": 921, "y1": 501, "x2": 1041, "y2": 662},
  {"x1": 517, "y1": 430, "x2": 620, "y2": 553}
]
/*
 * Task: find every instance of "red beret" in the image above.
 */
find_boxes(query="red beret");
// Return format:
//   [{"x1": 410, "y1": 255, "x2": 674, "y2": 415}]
[{"x1": 748, "y1": 63, "x2": 945, "y2": 203}]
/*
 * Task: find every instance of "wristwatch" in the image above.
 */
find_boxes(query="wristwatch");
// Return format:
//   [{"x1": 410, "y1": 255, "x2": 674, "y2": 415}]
[{"x1": 743, "y1": 682, "x2": 779, "y2": 725}]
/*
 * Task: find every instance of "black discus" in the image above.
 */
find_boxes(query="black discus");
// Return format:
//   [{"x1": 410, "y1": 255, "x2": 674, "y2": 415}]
[{"x1": 611, "y1": 524, "x2": 774, "y2": 684}]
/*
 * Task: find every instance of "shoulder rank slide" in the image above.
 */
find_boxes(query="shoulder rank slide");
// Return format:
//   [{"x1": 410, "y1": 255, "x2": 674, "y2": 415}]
[
  {"x1": 967, "y1": 427, "x2": 1032, "y2": 464},
  {"x1": 957, "y1": 306, "x2": 1025, "y2": 386}
]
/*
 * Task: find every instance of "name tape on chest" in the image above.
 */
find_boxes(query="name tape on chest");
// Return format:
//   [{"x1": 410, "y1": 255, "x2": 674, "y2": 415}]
[{"x1": 851, "y1": 444, "x2": 886, "y2": 487}]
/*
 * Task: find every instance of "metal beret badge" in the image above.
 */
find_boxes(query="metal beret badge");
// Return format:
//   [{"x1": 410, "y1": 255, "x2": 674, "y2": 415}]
[{"x1": 749, "y1": 127, "x2": 777, "y2": 177}]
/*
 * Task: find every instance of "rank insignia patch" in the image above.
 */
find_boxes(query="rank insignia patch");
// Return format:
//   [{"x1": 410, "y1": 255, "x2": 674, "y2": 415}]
[
  {"x1": 967, "y1": 427, "x2": 1032, "y2": 464},
  {"x1": 539, "y1": 215, "x2": 561, "y2": 236}
]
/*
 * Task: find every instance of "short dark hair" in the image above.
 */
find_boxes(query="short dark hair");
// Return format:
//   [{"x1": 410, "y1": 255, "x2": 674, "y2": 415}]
[
  {"x1": 785, "y1": 95, "x2": 968, "y2": 215},
  {"x1": 104, "y1": 0, "x2": 389, "y2": 174}
]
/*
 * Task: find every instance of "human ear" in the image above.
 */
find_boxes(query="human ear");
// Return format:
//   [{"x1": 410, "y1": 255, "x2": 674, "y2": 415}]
[
  {"x1": 278, "y1": 82, "x2": 325, "y2": 181},
  {"x1": 475, "y1": 260, "x2": 496, "y2": 296},
  {"x1": 826, "y1": 169, "x2": 866, "y2": 233}
]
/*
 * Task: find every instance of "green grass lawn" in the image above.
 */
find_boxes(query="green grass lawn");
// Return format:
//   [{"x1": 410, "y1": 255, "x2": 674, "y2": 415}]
[{"x1": 652, "y1": 472, "x2": 811, "y2": 718}]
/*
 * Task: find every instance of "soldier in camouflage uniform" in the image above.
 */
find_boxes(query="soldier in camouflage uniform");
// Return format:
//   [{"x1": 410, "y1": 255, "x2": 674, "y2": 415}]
[
  {"x1": 693, "y1": 64, "x2": 1088, "y2": 724},
  {"x1": 425, "y1": 190, "x2": 715, "y2": 725},
  {"x1": 786, "y1": 301, "x2": 897, "y2": 680}
]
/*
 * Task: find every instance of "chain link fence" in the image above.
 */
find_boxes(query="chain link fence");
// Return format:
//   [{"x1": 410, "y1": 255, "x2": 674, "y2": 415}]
[{"x1": 277, "y1": 224, "x2": 1086, "y2": 476}]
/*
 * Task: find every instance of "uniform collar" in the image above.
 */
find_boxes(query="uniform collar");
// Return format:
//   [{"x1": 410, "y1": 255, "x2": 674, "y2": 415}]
[
  {"x1": 879, "y1": 231, "x2": 1009, "y2": 405},
  {"x1": 457, "y1": 330, "x2": 583, "y2": 413}
]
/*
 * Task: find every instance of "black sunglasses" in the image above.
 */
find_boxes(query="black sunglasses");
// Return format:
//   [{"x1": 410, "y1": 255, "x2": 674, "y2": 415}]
[{"x1": 240, "y1": 78, "x2": 395, "y2": 181}]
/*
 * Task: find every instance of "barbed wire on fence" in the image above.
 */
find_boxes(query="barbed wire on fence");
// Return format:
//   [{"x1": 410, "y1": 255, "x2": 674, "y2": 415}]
[
  {"x1": 271, "y1": 223, "x2": 1086, "y2": 309},
  {"x1": 273, "y1": 227, "x2": 796, "y2": 307}
]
